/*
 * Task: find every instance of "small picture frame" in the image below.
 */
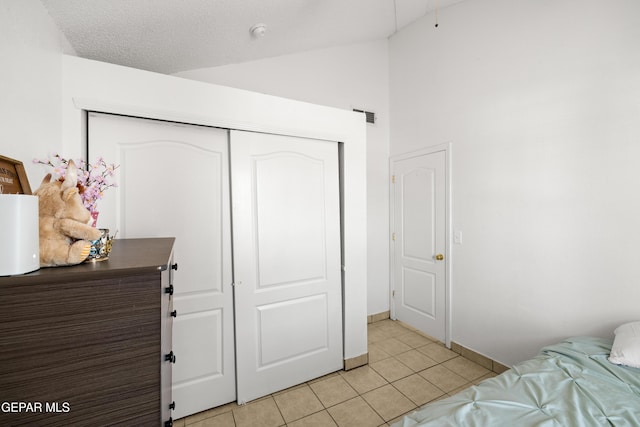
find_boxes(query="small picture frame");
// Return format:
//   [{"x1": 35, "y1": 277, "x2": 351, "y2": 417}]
[{"x1": 0, "y1": 155, "x2": 32, "y2": 195}]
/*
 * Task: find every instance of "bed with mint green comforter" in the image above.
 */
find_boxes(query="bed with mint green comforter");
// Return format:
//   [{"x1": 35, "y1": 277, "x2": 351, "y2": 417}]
[{"x1": 394, "y1": 337, "x2": 640, "y2": 427}]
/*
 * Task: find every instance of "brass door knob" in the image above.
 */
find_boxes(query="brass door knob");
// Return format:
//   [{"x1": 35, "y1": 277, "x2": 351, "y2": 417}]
[{"x1": 435, "y1": 254, "x2": 444, "y2": 261}]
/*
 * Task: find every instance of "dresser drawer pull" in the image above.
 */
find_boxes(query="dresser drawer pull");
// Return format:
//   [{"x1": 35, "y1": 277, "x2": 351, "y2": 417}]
[
  {"x1": 165, "y1": 285, "x2": 174, "y2": 295},
  {"x1": 165, "y1": 351, "x2": 176, "y2": 363}
]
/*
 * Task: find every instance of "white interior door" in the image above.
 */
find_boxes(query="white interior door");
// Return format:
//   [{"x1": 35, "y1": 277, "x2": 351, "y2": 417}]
[
  {"x1": 392, "y1": 149, "x2": 447, "y2": 342},
  {"x1": 230, "y1": 130, "x2": 343, "y2": 404},
  {"x1": 88, "y1": 113, "x2": 235, "y2": 418}
]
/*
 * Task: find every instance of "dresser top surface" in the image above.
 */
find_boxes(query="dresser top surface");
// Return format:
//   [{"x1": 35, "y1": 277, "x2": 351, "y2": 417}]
[{"x1": 1, "y1": 237, "x2": 175, "y2": 284}]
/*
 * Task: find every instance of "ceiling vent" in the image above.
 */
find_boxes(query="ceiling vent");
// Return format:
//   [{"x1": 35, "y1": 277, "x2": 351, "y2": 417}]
[{"x1": 353, "y1": 109, "x2": 376, "y2": 125}]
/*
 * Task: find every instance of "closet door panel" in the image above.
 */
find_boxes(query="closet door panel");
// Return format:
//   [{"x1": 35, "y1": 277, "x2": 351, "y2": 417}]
[
  {"x1": 88, "y1": 113, "x2": 235, "y2": 418},
  {"x1": 253, "y1": 153, "x2": 327, "y2": 286},
  {"x1": 231, "y1": 130, "x2": 343, "y2": 404}
]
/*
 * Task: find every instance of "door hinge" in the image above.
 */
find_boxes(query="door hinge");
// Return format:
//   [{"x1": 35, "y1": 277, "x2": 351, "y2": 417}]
[
  {"x1": 392, "y1": 290, "x2": 395, "y2": 297},
  {"x1": 392, "y1": 232, "x2": 395, "y2": 241},
  {"x1": 392, "y1": 175, "x2": 395, "y2": 184}
]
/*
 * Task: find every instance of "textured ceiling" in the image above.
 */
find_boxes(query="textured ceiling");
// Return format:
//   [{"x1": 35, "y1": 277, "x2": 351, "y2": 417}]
[{"x1": 41, "y1": 0, "x2": 466, "y2": 74}]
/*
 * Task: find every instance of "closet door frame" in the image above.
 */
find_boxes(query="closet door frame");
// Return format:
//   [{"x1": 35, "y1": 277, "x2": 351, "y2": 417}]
[{"x1": 62, "y1": 57, "x2": 368, "y2": 368}]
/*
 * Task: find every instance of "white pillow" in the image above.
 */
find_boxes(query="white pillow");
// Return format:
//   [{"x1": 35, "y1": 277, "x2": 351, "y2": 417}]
[{"x1": 608, "y1": 321, "x2": 640, "y2": 369}]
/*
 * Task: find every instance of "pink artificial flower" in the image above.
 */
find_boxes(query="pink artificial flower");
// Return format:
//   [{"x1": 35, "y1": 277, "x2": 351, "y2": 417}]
[{"x1": 34, "y1": 154, "x2": 119, "y2": 219}]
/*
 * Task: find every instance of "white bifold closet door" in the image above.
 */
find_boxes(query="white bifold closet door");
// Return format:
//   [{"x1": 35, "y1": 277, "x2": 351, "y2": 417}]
[
  {"x1": 88, "y1": 114, "x2": 343, "y2": 415},
  {"x1": 230, "y1": 131, "x2": 343, "y2": 404},
  {"x1": 88, "y1": 113, "x2": 236, "y2": 419}
]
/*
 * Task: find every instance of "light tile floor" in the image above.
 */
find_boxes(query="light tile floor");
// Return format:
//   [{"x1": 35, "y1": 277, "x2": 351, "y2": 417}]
[{"x1": 174, "y1": 320, "x2": 497, "y2": 427}]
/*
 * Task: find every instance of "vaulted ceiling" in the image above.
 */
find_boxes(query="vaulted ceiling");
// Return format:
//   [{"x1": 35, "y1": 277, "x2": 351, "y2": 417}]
[{"x1": 41, "y1": 0, "x2": 466, "y2": 74}]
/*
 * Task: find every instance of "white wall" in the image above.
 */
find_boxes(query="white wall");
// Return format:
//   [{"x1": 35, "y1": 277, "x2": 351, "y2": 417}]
[
  {"x1": 390, "y1": 0, "x2": 640, "y2": 366},
  {"x1": 0, "y1": 0, "x2": 69, "y2": 187},
  {"x1": 174, "y1": 41, "x2": 391, "y2": 316}
]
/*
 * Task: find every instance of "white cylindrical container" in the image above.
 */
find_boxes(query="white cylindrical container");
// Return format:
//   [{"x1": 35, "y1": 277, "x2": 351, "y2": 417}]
[{"x1": 0, "y1": 194, "x2": 40, "y2": 276}]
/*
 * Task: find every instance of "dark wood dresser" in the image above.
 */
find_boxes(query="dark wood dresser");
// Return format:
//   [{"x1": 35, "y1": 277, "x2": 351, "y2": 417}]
[{"x1": 0, "y1": 238, "x2": 176, "y2": 427}]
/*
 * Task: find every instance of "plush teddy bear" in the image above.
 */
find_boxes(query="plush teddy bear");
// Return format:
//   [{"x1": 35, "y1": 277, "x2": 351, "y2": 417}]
[{"x1": 34, "y1": 160, "x2": 102, "y2": 267}]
